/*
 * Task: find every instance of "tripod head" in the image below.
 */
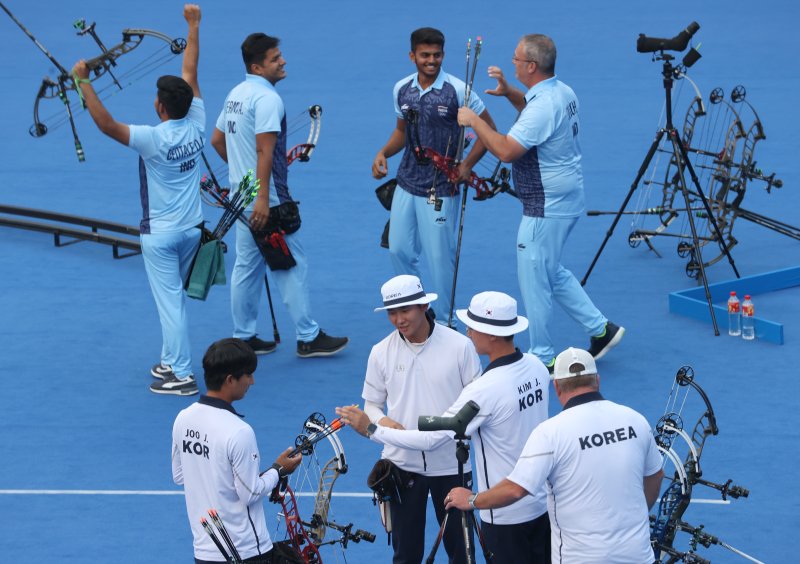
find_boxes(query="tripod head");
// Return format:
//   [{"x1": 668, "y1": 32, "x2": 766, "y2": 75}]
[{"x1": 637, "y1": 22, "x2": 703, "y2": 130}]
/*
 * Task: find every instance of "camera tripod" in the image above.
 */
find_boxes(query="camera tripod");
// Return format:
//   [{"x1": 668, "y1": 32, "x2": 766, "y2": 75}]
[
  {"x1": 582, "y1": 52, "x2": 739, "y2": 336},
  {"x1": 424, "y1": 433, "x2": 493, "y2": 564}
]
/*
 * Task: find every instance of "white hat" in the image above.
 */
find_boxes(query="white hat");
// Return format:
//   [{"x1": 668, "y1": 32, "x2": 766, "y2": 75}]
[
  {"x1": 374, "y1": 275, "x2": 438, "y2": 311},
  {"x1": 455, "y1": 291, "x2": 529, "y2": 336},
  {"x1": 553, "y1": 347, "x2": 598, "y2": 380}
]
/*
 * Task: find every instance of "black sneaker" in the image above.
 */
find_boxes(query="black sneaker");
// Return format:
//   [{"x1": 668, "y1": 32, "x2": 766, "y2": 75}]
[
  {"x1": 150, "y1": 373, "x2": 199, "y2": 396},
  {"x1": 151, "y1": 363, "x2": 173, "y2": 380},
  {"x1": 244, "y1": 335, "x2": 277, "y2": 355},
  {"x1": 297, "y1": 330, "x2": 349, "y2": 358},
  {"x1": 545, "y1": 359, "x2": 555, "y2": 375},
  {"x1": 587, "y1": 321, "x2": 625, "y2": 360}
]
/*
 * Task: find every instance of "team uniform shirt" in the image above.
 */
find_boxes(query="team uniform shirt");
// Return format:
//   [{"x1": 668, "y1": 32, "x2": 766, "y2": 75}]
[
  {"x1": 371, "y1": 350, "x2": 550, "y2": 524},
  {"x1": 215, "y1": 74, "x2": 291, "y2": 207},
  {"x1": 508, "y1": 77, "x2": 584, "y2": 219},
  {"x1": 362, "y1": 322, "x2": 481, "y2": 475},
  {"x1": 393, "y1": 71, "x2": 485, "y2": 197},
  {"x1": 172, "y1": 396, "x2": 280, "y2": 561},
  {"x1": 128, "y1": 98, "x2": 205, "y2": 234},
  {"x1": 508, "y1": 392, "x2": 662, "y2": 564}
]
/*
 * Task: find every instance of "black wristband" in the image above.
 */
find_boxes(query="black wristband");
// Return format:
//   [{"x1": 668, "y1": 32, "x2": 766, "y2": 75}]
[{"x1": 270, "y1": 463, "x2": 288, "y2": 479}]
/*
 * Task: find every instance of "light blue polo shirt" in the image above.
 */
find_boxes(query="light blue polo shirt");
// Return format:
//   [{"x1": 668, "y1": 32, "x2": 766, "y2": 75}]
[
  {"x1": 128, "y1": 98, "x2": 205, "y2": 234},
  {"x1": 508, "y1": 77, "x2": 584, "y2": 218},
  {"x1": 215, "y1": 74, "x2": 289, "y2": 208}
]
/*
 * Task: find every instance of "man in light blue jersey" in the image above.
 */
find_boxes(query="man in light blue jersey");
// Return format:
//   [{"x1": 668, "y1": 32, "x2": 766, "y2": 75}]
[
  {"x1": 211, "y1": 33, "x2": 347, "y2": 358},
  {"x1": 457, "y1": 34, "x2": 624, "y2": 372},
  {"x1": 73, "y1": 4, "x2": 205, "y2": 395},
  {"x1": 372, "y1": 27, "x2": 496, "y2": 325}
]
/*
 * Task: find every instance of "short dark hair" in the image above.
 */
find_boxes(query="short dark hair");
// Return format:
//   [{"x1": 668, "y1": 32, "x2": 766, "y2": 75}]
[
  {"x1": 203, "y1": 338, "x2": 258, "y2": 391},
  {"x1": 410, "y1": 27, "x2": 445, "y2": 52},
  {"x1": 241, "y1": 33, "x2": 280, "y2": 72},
  {"x1": 156, "y1": 75, "x2": 193, "y2": 119}
]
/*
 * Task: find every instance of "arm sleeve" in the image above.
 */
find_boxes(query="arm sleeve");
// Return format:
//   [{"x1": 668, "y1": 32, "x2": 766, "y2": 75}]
[
  {"x1": 508, "y1": 98, "x2": 556, "y2": 150},
  {"x1": 171, "y1": 426, "x2": 183, "y2": 486},
  {"x1": 371, "y1": 386, "x2": 481, "y2": 451},
  {"x1": 364, "y1": 400, "x2": 385, "y2": 424},
  {"x1": 371, "y1": 426, "x2": 452, "y2": 451},
  {"x1": 186, "y1": 98, "x2": 206, "y2": 131},
  {"x1": 215, "y1": 105, "x2": 226, "y2": 132},
  {"x1": 507, "y1": 426, "x2": 554, "y2": 495},
  {"x1": 643, "y1": 420, "x2": 664, "y2": 476},
  {"x1": 362, "y1": 346, "x2": 388, "y2": 405},
  {"x1": 461, "y1": 343, "x2": 482, "y2": 387},
  {"x1": 254, "y1": 91, "x2": 283, "y2": 135},
  {"x1": 127, "y1": 125, "x2": 156, "y2": 158},
  {"x1": 230, "y1": 427, "x2": 273, "y2": 505},
  {"x1": 392, "y1": 79, "x2": 404, "y2": 118}
]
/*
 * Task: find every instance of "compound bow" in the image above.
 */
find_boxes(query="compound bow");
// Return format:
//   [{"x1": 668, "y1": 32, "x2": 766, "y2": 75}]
[
  {"x1": 272, "y1": 412, "x2": 374, "y2": 563},
  {"x1": 1, "y1": 3, "x2": 186, "y2": 161},
  {"x1": 404, "y1": 107, "x2": 512, "y2": 201},
  {"x1": 650, "y1": 366, "x2": 762, "y2": 563},
  {"x1": 616, "y1": 72, "x2": 792, "y2": 278}
]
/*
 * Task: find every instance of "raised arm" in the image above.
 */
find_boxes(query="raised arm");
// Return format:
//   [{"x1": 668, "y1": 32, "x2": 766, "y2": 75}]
[
  {"x1": 181, "y1": 4, "x2": 201, "y2": 98},
  {"x1": 485, "y1": 66, "x2": 526, "y2": 111},
  {"x1": 72, "y1": 60, "x2": 130, "y2": 146}
]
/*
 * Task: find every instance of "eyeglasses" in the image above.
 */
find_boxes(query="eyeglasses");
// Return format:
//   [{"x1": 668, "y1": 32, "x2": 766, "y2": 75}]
[{"x1": 512, "y1": 56, "x2": 537, "y2": 64}]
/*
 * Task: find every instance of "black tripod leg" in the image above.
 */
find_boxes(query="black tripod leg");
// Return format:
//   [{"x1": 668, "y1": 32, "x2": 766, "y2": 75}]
[
  {"x1": 581, "y1": 129, "x2": 666, "y2": 285},
  {"x1": 670, "y1": 134, "x2": 720, "y2": 336},
  {"x1": 425, "y1": 510, "x2": 450, "y2": 564},
  {"x1": 676, "y1": 137, "x2": 740, "y2": 278},
  {"x1": 470, "y1": 510, "x2": 493, "y2": 563},
  {"x1": 461, "y1": 509, "x2": 475, "y2": 564}
]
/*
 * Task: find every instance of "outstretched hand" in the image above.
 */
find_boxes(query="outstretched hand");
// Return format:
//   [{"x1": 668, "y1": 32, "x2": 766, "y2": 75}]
[{"x1": 485, "y1": 66, "x2": 510, "y2": 97}]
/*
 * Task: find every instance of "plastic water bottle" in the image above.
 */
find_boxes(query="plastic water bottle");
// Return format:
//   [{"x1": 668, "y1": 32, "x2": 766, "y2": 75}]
[
  {"x1": 727, "y1": 291, "x2": 741, "y2": 336},
  {"x1": 741, "y1": 295, "x2": 755, "y2": 340}
]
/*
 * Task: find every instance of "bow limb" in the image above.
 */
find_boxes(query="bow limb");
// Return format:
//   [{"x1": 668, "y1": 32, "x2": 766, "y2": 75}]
[{"x1": 287, "y1": 105, "x2": 322, "y2": 165}]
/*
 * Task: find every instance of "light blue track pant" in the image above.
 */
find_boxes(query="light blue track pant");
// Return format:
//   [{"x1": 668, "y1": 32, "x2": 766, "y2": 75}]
[
  {"x1": 140, "y1": 228, "x2": 201, "y2": 378},
  {"x1": 388, "y1": 187, "x2": 458, "y2": 323},
  {"x1": 231, "y1": 220, "x2": 319, "y2": 343},
  {"x1": 517, "y1": 215, "x2": 606, "y2": 364}
]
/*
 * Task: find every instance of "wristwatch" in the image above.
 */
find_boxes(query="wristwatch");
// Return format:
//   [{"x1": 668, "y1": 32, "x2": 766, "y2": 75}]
[
  {"x1": 366, "y1": 423, "x2": 378, "y2": 438},
  {"x1": 468, "y1": 493, "x2": 479, "y2": 510}
]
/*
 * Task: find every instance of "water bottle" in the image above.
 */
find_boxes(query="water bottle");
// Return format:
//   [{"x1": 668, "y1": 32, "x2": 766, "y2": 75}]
[
  {"x1": 727, "y1": 291, "x2": 741, "y2": 336},
  {"x1": 741, "y1": 295, "x2": 755, "y2": 340}
]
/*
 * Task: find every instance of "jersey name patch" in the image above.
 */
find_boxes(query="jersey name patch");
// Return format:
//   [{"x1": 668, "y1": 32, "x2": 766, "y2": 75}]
[{"x1": 578, "y1": 426, "x2": 637, "y2": 450}]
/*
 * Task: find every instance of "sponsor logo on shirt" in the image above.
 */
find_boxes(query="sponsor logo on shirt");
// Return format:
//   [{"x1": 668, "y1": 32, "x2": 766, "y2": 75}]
[{"x1": 437, "y1": 105, "x2": 448, "y2": 117}]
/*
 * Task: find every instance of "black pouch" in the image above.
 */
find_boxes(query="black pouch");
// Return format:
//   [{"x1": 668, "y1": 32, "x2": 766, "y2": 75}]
[
  {"x1": 367, "y1": 459, "x2": 415, "y2": 540},
  {"x1": 271, "y1": 540, "x2": 304, "y2": 563},
  {"x1": 375, "y1": 178, "x2": 397, "y2": 211},
  {"x1": 252, "y1": 228, "x2": 296, "y2": 271},
  {"x1": 268, "y1": 200, "x2": 301, "y2": 235}
]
